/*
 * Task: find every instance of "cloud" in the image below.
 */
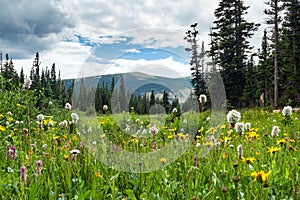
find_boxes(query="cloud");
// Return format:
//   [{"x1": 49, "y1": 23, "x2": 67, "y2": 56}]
[
  {"x1": 76, "y1": 56, "x2": 190, "y2": 79},
  {"x1": 13, "y1": 41, "x2": 91, "y2": 79},
  {"x1": 0, "y1": 0, "x2": 75, "y2": 59},
  {"x1": 122, "y1": 49, "x2": 140, "y2": 53},
  {"x1": 2, "y1": 0, "x2": 268, "y2": 79}
]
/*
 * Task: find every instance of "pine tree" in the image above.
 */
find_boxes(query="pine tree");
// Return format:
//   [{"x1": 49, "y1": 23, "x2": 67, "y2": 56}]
[
  {"x1": 161, "y1": 90, "x2": 171, "y2": 114},
  {"x1": 257, "y1": 29, "x2": 274, "y2": 106},
  {"x1": 2, "y1": 54, "x2": 19, "y2": 89},
  {"x1": 19, "y1": 67, "x2": 25, "y2": 85},
  {"x1": 265, "y1": 0, "x2": 284, "y2": 108},
  {"x1": 209, "y1": 0, "x2": 260, "y2": 108},
  {"x1": 150, "y1": 90, "x2": 155, "y2": 107},
  {"x1": 280, "y1": 0, "x2": 300, "y2": 105},
  {"x1": 242, "y1": 56, "x2": 258, "y2": 106},
  {"x1": 50, "y1": 63, "x2": 57, "y2": 97},
  {"x1": 184, "y1": 23, "x2": 207, "y2": 110}
]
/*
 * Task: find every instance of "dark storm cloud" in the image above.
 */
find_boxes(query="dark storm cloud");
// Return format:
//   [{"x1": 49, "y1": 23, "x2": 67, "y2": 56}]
[{"x1": 0, "y1": 0, "x2": 74, "y2": 59}]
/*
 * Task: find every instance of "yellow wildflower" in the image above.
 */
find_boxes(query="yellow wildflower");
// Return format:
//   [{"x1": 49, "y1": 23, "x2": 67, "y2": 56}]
[
  {"x1": 177, "y1": 132, "x2": 186, "y2": 139},
  {"x1": 53, "y1": 136, "x2": 60, "y2": 140},
  {"x1": 132, "y1": 138, "x2": 138, "y2": 144},
  {"x1": 206, "y1": 127, "x2": 217, "y2": 134},
  {"x1": 224, "y1": 136, "x2": 231, "y2": 141},
  {"x1": 99, "y1": 121, "x2": 104, "y2": 126},
  {"x1": 64, "y1": 155, "x2": 69, "y2": 160},
  {"x1": 95, "y1": 172, "x2": 102, "y2": 178},
  {"x1": 221, "y1": 124, "x2": 226, "y2": 129},
  {"x1": 241, "y1": 157, "x2": 255, "y2": 164},
  {"x1": 0, "y1": 125, "x2": 6, "y2": 131},
  {"x1": 100, "y1": 134, "x2": 105, "y2": 139},
  {"x1": 267, "y1": 146, "x2": 280, "y2": 154},
  {"x1": 276, "y1": 138, "x2": 287, "y2": 145},
  {"x1": 168, "y1": 135, "x2": 174, "y2": 139},
  {"x1": 16, "y1": 103, "x2": 21, "y2": 107},
  {"x1": 248, "y1": 131, "x2": 260, "y2": 139},
  {"x1": 7, "y1": 117, "x2": 13, "y2": 122},
  {"x1": 251, "y1": 170, "x2": 272, "y2": 182},
  {"x1": 204, "y1": 141, "x2": 214, "y2": 146},
  {"x1": 72, "y1": 136, "x2": 79, "y2": 141},
  {"x1": 160, "y1": 158, "x2": 167, "y2": 163},
  {"x1": 198, "y1": 127, "x2": 204, "y2": 133}
]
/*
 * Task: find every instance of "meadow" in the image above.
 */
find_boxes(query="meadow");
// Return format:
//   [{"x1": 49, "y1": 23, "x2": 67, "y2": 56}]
[{"x1": 0, "y1": 82, "x2": 299, "y2": 200}]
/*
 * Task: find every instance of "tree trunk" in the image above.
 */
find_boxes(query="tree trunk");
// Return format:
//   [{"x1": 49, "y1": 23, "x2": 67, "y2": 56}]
[{"x1": 274, "y1": 0, "x2": 279, "y2": 109}]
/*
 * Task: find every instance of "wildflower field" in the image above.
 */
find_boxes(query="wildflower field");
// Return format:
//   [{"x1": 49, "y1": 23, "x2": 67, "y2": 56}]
[{"x1": 0, "y1": 83, "x2": 300, "y2": 200}]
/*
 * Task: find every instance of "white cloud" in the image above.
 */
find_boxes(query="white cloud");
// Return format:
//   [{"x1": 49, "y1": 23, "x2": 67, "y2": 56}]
[
  {"x1": 5, "y1": 0, "x2": 268, "y2": 79},
  {"x1": 76, "y1": 56, "x2": 190, "y2": 79},
  {"x1": 14, "y1": 41, "x2": 92, "y2": 79},
  {"x1": 122, "y1": 49, "x2": 141, "y2": 53}
]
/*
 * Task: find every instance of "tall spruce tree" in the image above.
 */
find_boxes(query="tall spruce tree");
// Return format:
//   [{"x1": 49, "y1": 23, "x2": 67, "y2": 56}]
[
  {"x1": 184, "y1": 23, "x2": 207, "y2": 111},
  {"x1": 209, "y1": 0, "x2": 259, "y2": 108},
  {"x1": 281, "y1": 0, "x2": 300, "y2": 105},
  {"x1": 264, "y1": 0, "x2": 284, "y2": 108},
  {"x1": 257, "y1": 29, "x2": 274, "y2": 106}
]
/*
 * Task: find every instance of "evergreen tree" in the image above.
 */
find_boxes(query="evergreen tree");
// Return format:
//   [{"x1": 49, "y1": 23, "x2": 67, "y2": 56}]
[
  {"x1": 257, "y1": 29, "x2": 274, "y2": 106},
  {"x1": 50, "y1": 63, "x2": 57, "y2": 96},
  {"x1": 209, "y1": 0, "x2": 260, "y2": 108},
  {"x1": 280, "y1": 0, "x2": 300, "y2": 105},
  {"x1": 242, "y1": 56, "x2": 258, "y2": 106},
  {"x1": 184, "y1": 23, "x2": 207, "y2": 110},
  {"x1": 161, "y1": 90, "x2": 171, "y2": 114},
  {"x1": 264, "y1": 0, "x2": 284, "y2": 108},
  {"x1": 19, "y1": 67, "x2": 25, "y2": 85},
  {"x1": 150, "y1": 90, "x2": 155, "y2": 107},
  {"x1": 2, "y1": 54, "x2": 19, "y2": 89},
  {"x1": 31, "y1": 52, "x2": 41, "y2": 91}
]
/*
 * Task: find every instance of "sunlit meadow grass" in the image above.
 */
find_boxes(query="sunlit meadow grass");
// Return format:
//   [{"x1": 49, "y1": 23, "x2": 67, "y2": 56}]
[{"x1": 0, "y1": 87, "x2": 299, "y2": 199}]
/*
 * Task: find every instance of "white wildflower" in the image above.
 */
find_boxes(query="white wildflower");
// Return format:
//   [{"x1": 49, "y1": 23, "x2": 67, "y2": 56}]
[
  {"x1": 282, "y1": 106, "x2": 292, "y2": 117},
  {"x1": 37, "y1": 114, "x2": 44, "y2": 122},
  {"x1": 235, "y1": 122, "x2": 244, "y2": 134},
  {"x1": 271, "y1": 126, "x2": 280, "y2": 137},
  {"x1": 237, "y1": 144, "x2": 243, "y2": 158},
  {"x1": 23, "y1": 79, "x2": 32, "y2": 90},
  {"x1": 103, "y1": 105, "x2": 108, "y2": 111},
  {"x1": 71, "y1": 113, "x2": 79, "y2": 124},
  {"x1": 227, "y1": 110, "x2": 241, "y2": 124},
  {"x1": 199, "y1": 94, "x2": 207, "y2": 103},
  {"x1": 65, "y1": 103, "x2": 72, "y2": 110},
  {"x1": 245, "y1": 122, "x2": 251, "y2": 131}
]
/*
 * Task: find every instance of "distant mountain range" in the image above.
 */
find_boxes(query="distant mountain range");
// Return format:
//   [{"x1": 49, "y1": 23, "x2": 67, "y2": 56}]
[{"x1": 63, "y1": 72, "x2": 193, "y2": 102}]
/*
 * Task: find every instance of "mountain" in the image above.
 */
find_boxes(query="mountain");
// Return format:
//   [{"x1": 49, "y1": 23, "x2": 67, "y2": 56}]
[{"x1": 64, "y1": 72, "x2": 193, "y2": 102}]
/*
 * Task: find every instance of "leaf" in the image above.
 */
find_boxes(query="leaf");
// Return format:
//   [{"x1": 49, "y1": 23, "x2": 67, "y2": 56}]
[
  {"x1": 126, "y1": 190, "x2": 137, "y2": 200},
  {"x1": 110, "y1": 172, "x2": 120, "y2": 181}
]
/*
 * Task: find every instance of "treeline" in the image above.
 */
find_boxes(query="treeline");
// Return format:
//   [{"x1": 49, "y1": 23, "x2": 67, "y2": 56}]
[
  {"x1": 0, "y1": 52, "x2": 73, "y2": 109},
  {"x1": 73, "y1": 77, "x2": 184, "y2": 115},
  {"x1": 187, "y1": 0, "x2": 300, "y2": 109}
]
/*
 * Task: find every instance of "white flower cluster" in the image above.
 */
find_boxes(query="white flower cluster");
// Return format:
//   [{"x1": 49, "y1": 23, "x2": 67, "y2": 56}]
[
  {"x1": 282, "y1": 106, "x2": 292, "y2": 117},
  {"x1": 199, "y1": 94, "x2": 207, "y2": 103},
  {"x1": 271, "y1": 126, "x2": 280, "y2": 137},
  {"x1": 227, "y1": 110, "x2": 241, "y2": 124},
  {"x1": 235, "y1": 122, "x2": 244, "y2": 134}
]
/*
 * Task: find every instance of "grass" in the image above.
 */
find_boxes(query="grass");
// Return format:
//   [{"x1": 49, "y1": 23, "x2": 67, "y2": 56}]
[{"x1": 0, "y1": 86, "x2": 299, "y2": 199}]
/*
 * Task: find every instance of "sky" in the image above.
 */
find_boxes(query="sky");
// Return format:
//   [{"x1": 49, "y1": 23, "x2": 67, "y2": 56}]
[{"x1": 0, "y1": 0, "x2": 267, "y2": 79}]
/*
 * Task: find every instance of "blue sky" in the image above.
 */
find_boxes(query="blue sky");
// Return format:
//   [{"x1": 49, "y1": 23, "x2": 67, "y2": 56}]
[{"x1": 0, "y1": 0, "x2": 267, "y2": 79}]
